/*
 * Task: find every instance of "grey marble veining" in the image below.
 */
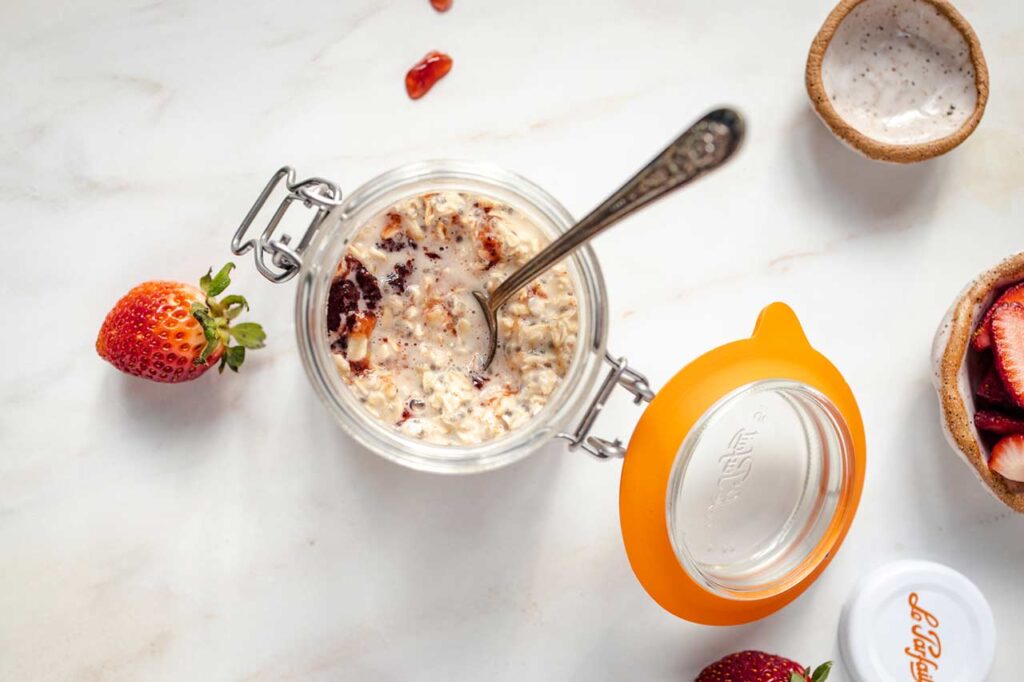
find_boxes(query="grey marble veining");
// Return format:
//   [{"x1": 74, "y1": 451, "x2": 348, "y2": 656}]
[{"x1": 1, "y1": 0, "x2": 1022, "y2": 680}]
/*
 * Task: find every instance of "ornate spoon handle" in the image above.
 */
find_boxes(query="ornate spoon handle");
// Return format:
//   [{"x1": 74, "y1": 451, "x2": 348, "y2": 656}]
[{"x1": 488, "y1": 108, "x2": 745, "y2": 310}]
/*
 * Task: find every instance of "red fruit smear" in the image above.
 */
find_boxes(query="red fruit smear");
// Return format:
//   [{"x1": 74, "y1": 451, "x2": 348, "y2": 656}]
[
  {"x1": 338, "y1": 255, "x2": 381, "y2": 310},
  {"x1": 974, "y1": 410, "x2": 1024, "y2": 436},
  {"x1": 430, "y1": 0, "x2": 453, "y2": 11},
  {"x1": 397, "y1": 399, "x2": 425, "y2": 425},
  {"x1": 378, "y1": 212, "x2": 411, "y2": 252},
  {"x1": 327, "y1": 278, "x2": 360, "y2": 333},
  {"x1": 385, "y1": 259, "x2": 416, "y2": 294},
  {"x1": 477, "y1": 224, "x2": 502, "y2": 270},
  {"x1": 406, "y1": 51, "x2": 452, "y2": 100}
]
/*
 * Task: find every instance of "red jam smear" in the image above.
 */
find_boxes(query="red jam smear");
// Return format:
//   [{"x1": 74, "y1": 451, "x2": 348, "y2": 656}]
[
  {"x1": 405, "y1": 51, "x2": 452, "y2": 100},
  {"x1": 430, "y1": 0, "x2": 453, "y2": 11}
]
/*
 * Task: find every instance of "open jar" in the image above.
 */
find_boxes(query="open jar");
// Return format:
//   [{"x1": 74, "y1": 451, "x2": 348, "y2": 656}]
[
  {"x1": 232, "y1": 158, "x2": 866, "y2": 624},
  {"x1": 293, "y1": 161, "x2": 611, "y2": 473}
]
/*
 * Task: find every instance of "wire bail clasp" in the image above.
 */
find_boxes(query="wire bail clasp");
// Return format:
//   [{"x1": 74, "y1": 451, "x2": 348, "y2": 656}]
[
  {"x1": 558, "y1": 353, "x2": 655, "y2": 459},
  {"x1": 231, "y1": 166, "x2": 344, "y2": 283}
]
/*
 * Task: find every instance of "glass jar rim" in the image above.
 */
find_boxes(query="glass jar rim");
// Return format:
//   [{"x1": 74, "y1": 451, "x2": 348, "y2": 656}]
[
  {"x1": 294, "y1": 160, "x2": 610, "y2": 473},
  {"x1": 665, "y1": 379, "x2": 855, "y2": 600}
]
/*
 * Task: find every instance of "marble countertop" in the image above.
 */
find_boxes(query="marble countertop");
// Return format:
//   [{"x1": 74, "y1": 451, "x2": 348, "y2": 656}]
[{"x1": 2, "y1": 0, "x2": 1022, "y2": 679}]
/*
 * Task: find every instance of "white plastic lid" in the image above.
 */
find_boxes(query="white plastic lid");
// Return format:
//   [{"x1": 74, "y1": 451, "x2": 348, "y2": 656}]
[{"x1": 839, "y1": 560, "x2": 995, "y2": 682}]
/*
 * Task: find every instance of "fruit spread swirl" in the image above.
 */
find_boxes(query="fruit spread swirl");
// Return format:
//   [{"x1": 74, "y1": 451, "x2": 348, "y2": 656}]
[{"x1": 327, "y1": 191, "x2": 579, "y2": 445}]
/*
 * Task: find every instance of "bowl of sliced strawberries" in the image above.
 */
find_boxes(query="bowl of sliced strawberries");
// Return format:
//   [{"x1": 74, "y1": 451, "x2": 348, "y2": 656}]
[{"x1": 934, "y1": 252, "x2": 1024, "y2": 513}]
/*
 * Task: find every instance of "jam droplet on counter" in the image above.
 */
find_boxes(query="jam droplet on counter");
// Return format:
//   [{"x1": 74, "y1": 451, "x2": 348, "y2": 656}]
[
  {"x1": 430, "y1": 0, "x2": 453, "y2": 11},
  {"x1": 405, "y1": 51, "x2": 452, "y2": 100}
]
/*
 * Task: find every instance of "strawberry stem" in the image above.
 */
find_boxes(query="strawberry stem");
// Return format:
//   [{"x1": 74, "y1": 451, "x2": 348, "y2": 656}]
[
  {"x1": 787, "y1": 661, "x2": 831, "y2": 682},
  {"x1": 191, "y1": 262, "x2": 266, "y2": 371}
]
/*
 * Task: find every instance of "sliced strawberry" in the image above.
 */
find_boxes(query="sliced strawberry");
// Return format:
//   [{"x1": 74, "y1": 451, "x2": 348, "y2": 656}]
[
  {"x1": 991, "y1": 303, "x2": 1024, "y2": 408},
  {"x1": 989, "y1": 435, "x2": 1024, "y2": 482},
  {"x1": 976, "y1": 367, "x2": 1012, "y2": 406},
  {"x1": 974, "y1": 410, "x2": 1024, "y2": 436},
  {"x1": 972, "y1": 283, "x2": 1024, "y2": 350}
]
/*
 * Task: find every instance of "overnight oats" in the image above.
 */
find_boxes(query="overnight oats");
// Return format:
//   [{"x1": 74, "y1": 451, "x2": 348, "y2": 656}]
[{"x1": 326, "y1": 191, "x2": 579, "y2": 445}]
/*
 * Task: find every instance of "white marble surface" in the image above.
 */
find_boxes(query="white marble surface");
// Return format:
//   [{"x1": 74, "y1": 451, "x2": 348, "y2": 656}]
[{"x1": 2, "y1": 0, "x2": 1022, "y2": 679}]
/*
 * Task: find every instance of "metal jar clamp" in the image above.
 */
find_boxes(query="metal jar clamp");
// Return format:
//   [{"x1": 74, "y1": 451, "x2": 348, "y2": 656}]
[{"x1": 231, "y1": 167, "x2": 344, "y2": 283}]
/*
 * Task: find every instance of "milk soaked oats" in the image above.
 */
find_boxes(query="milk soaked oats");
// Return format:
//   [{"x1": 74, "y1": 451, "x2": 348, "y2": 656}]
[{"x1": 327, "y1": 191, "x2": 579, "y2": 445}]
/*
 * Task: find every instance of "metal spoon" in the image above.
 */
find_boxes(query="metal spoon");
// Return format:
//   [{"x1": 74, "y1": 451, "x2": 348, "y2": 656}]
[{"x1": 473, "y1": 107, "x2": 746, "y2": 370}]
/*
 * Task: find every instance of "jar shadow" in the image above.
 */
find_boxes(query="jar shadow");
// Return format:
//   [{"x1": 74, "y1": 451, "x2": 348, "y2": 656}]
[
  {"x1": 299, "y1": 386, "x2": 572, "y2": 613},
  {"x1": 788, "y1": 107, "x2": 950, "y2": 228}
]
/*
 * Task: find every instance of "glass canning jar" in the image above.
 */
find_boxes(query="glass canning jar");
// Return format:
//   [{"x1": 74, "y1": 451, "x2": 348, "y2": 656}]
[
  {"x1": 230, "y1": 160, "x2": 866, "y2": 625},
  {"x1": 295, "y1": 160, "x2": 612, "y2": 473}
]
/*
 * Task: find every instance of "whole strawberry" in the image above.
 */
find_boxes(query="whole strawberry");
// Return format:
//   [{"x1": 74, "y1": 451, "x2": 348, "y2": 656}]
[
  {"x1": 97, "y1": 263, "x2": 265, "y2": 383},
  {"x1": 696, "y1": 651, "x2": 831, "y2": 682}
]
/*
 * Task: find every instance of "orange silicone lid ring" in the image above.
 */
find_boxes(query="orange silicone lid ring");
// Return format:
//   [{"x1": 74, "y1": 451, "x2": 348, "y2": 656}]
[{"x1": 619, "y1": 302, "x2": 866, "y2": 625}]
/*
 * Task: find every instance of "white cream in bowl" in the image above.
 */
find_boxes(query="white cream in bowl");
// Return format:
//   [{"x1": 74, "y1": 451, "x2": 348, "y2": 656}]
[
  {"x1": 822, "y1": 0, "x2": 976, "y2": 144},
  {"x1": 806, "y1": 0, "x2": 988, "y2": 162}
]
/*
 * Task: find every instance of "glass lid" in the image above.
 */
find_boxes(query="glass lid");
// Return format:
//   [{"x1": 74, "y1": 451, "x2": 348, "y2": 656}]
[
  {"x1": 618, "y1": 302, "x2": 866, "y2": 625},
  {"x1": 666, "y1": 379, "x2": 853, "y2": 598}
]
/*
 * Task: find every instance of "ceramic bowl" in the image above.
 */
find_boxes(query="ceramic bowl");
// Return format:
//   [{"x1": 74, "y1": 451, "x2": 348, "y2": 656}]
[
  {"x1": 806, "y1": 0, "x2": 989, "y2": 163},
  {"x1": 933, "y1": 252, "x2": 1024, "y2": 513}
]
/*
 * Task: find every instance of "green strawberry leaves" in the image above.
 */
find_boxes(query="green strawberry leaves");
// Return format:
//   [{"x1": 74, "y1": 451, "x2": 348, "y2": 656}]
[
  {"x1": 191, "y1": 262, "x2": 266, "y2": 373},
  {"x1": 200, "y1": 262, "x2": 235, "y2": 298},
  {"x1": 229, "y1": 322, "x2": 266, "y2": 349},
  {"x1": 191, "y1": 303, "x2": 222, "y2": 364},
  {"x1": 220, "y1": 294, "x2": 249, "y2": 320},
  {"x1": 789, "y1": 662, "x2": 832, "y2": 682},
  {"x1": 219, "y1": 346, "x2": 246, "y2": 374}
]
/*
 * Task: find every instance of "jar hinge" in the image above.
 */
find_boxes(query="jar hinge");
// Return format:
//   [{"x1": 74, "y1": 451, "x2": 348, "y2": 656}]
[
  {"x1": 557, "y1": 352, "x2": 654, "y2": 459},
  {"x1": 231, "y1": 166, "x2": 345, "y2": 283}
]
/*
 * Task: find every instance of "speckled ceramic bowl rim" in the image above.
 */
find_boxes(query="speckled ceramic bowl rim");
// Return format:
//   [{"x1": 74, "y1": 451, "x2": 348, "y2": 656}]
[
  {"x1": 805, "y1": 0, "x2": 989, "y2": 163},
  {"x1": 934, "y1": 252, "x2": 1024, "y2": 513}
]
